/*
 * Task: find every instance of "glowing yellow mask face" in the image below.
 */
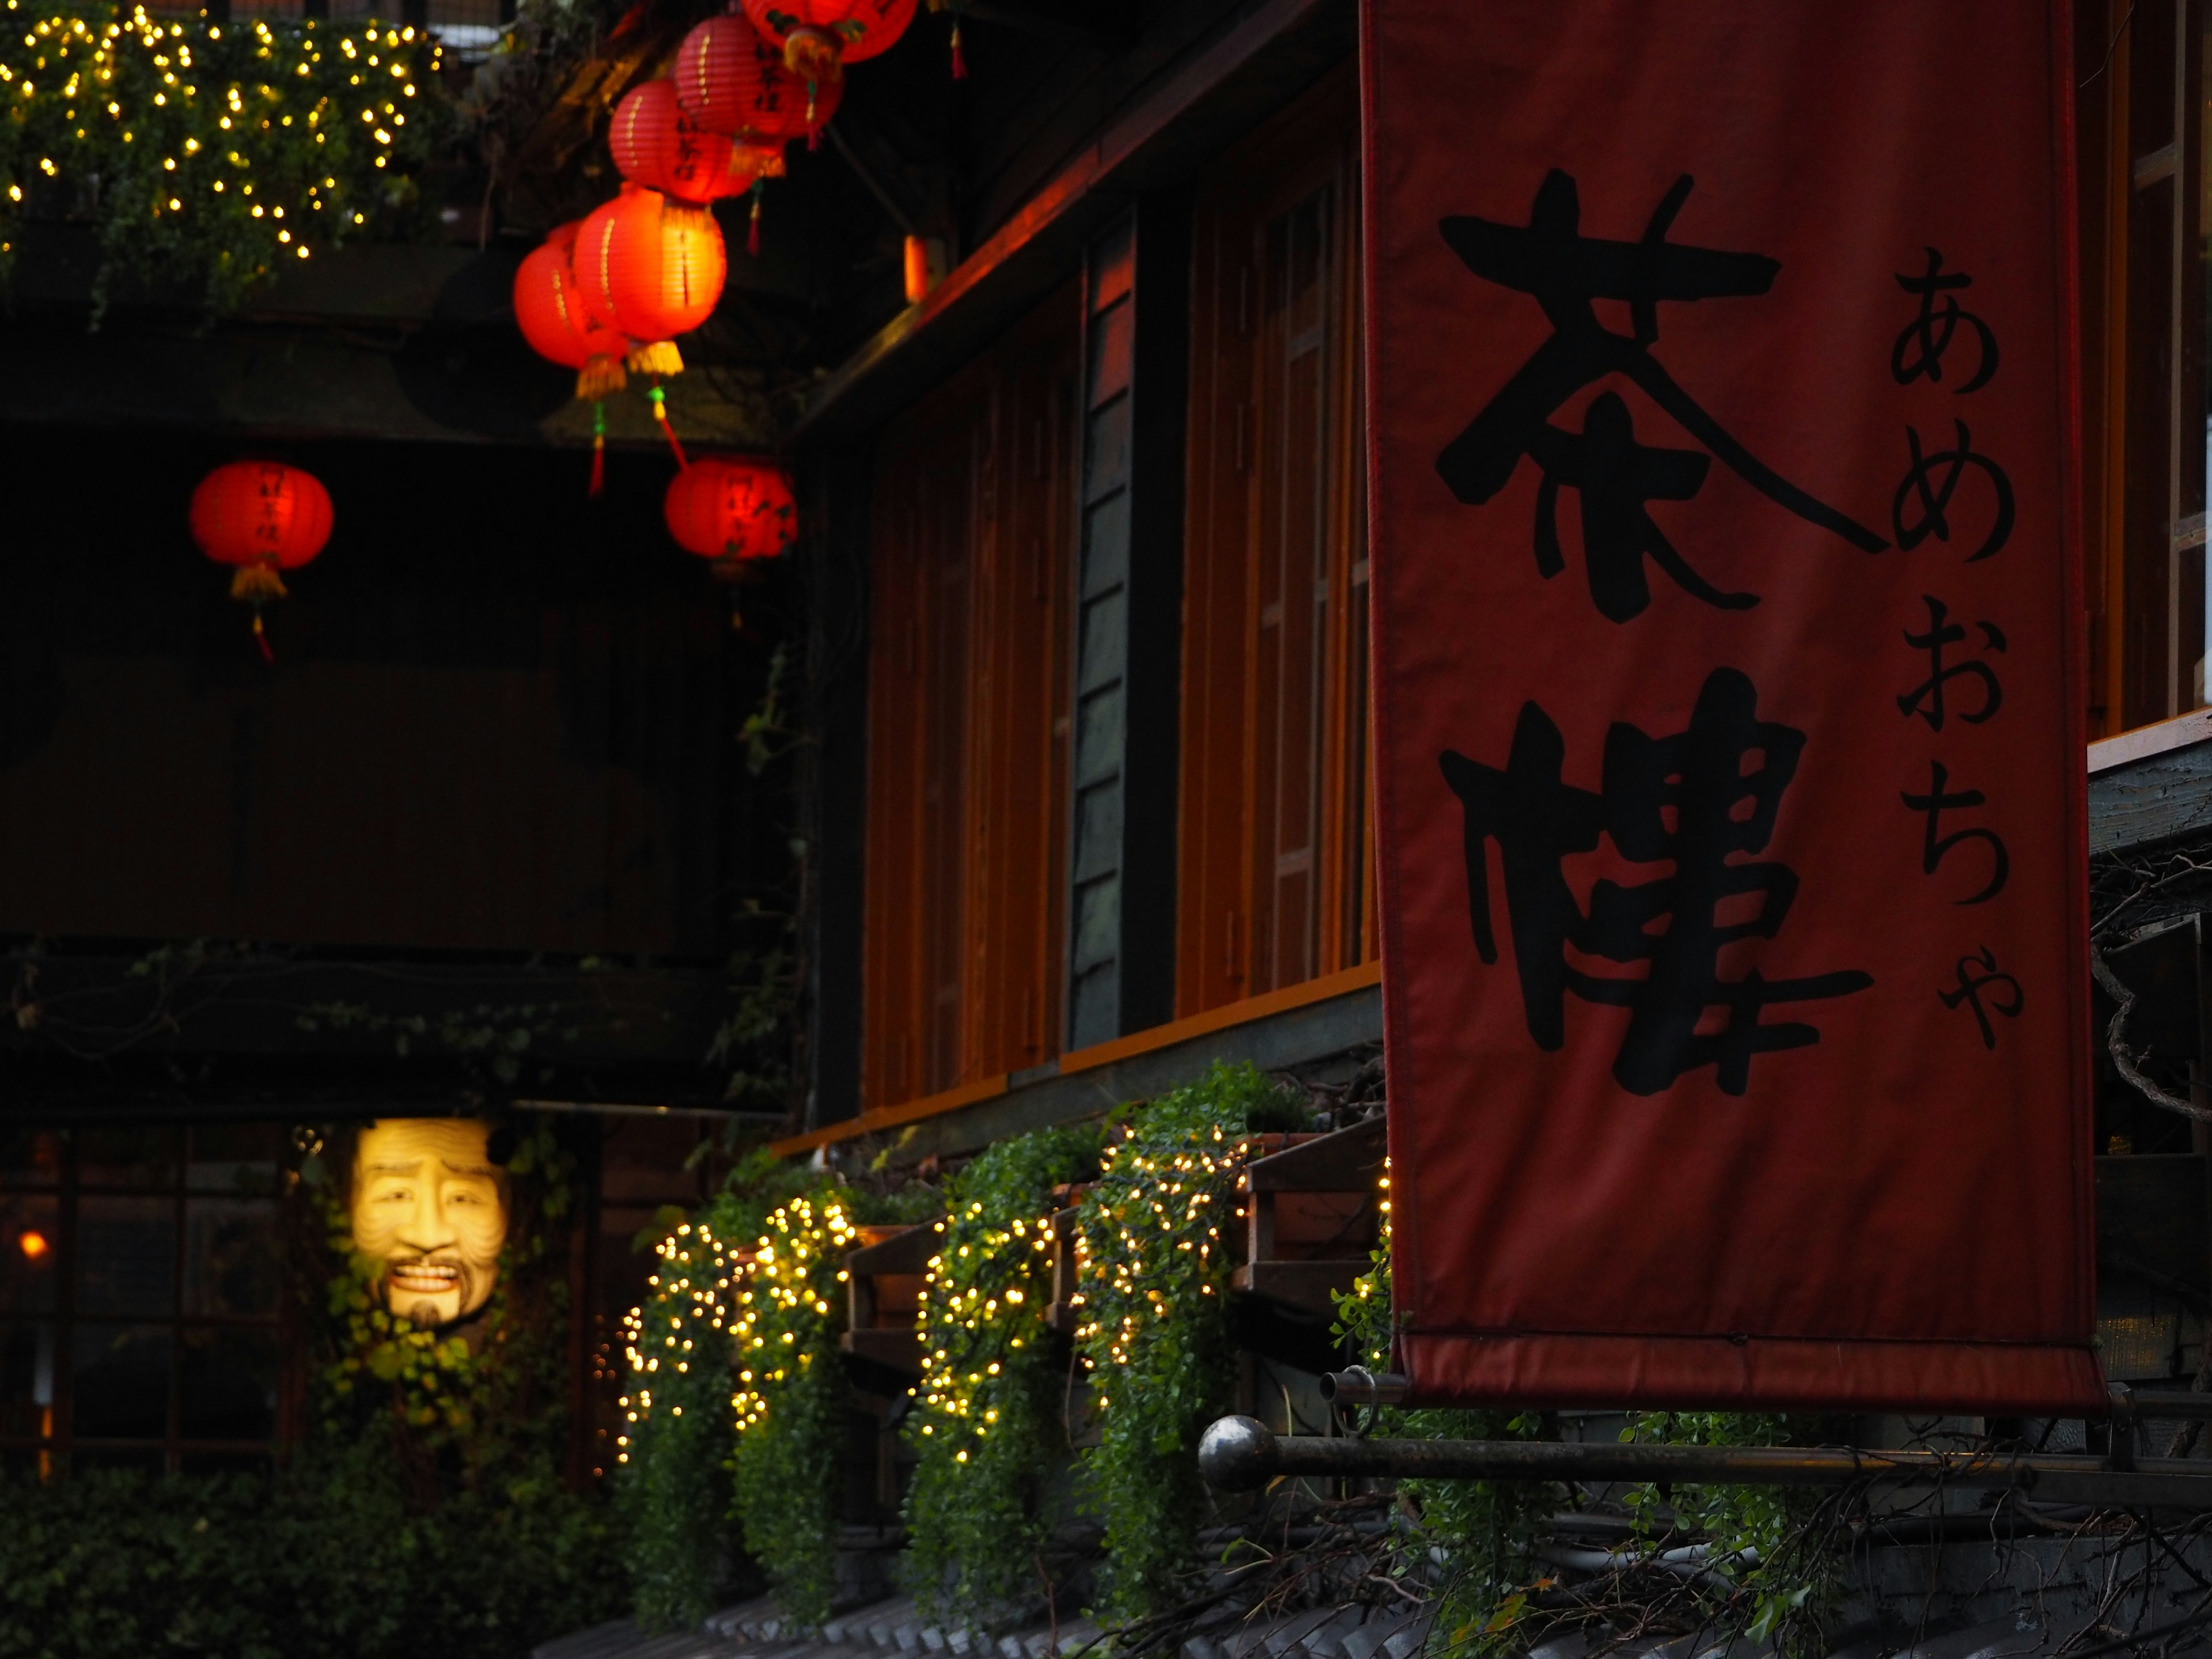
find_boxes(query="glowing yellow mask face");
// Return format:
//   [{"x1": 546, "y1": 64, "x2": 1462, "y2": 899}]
[{"x1": 349, "y1": 1119, "x2": 509, "y2": 1328}]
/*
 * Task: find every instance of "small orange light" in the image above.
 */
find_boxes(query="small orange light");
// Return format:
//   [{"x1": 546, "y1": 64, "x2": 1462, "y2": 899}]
[
  {"x1": 903, "y1": 233, "x2": 930, "y2": 305},
  {"x1": 17, "y1": 1230, "x2": 49, "y2": 1260}
]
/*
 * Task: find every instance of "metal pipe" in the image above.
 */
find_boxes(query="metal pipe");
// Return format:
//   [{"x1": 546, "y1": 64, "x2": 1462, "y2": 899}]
[
  {"x1": 1197, "y1": 1416, "x2": 2212, "y2": 1509},
  {"x1": 1317, "y1": 1370, "x2": 1409, "y2": 1407}
]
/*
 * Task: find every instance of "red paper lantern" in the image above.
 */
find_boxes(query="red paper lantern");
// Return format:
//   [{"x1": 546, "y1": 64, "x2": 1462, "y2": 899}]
[
  {"x1": 673, "y1": 14, "x2": 842, "y2": 143},
  {"x1": 191, "y1": 461, "x2": 333, "y2": 586},
  {"x1": 740, "y1": 0, "x2": 916, "y2": 83},
  {"x1": 574, "y1": 184, "x2": 729, "y2": 371},
  {"x1": 664, "y1": 456, "x2": 797, "y2": 562},
  {"x1": 513, "y1": 221, "x2": 630, "y2": 399},
  {"x1": 191, "y1": 461, "x2": 333, "y2": 656},
  {"x1": 610, "y1": 78, "x2": 783, "y2": 204}
]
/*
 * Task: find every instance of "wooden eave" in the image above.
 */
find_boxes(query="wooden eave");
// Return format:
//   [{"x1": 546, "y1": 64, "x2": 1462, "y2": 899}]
[{"x1": 793, "y1": 0, "x2": 1354, "y2": 443}]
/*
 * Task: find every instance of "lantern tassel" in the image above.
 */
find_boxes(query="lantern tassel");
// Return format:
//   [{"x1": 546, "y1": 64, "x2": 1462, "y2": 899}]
[
  {"x1": 950, "y1": 20, "x2": 965, "y2": 79},
  {"x1": 627, "y1": 340, "x2": 684, "y2": 378},
  {"x1": 806, "y1": 80, "x2": 820, "y2": 149},
  {"x1": 748, "y1": 181, "x2": 763, "y2": 257},
  {"x1": 229, "y1": 563, "x2": 288, "y2": 605},
  {"x1": 590, "y1": 401, "x2": 606, "y2": 498},
  {"x1": 649, "y1": 385, "x2": 690, "y2": 469},
  {"x1": 577, "y1": 353, "x2": 626, "y2": 400},
  {"x1": 251, "y1": 612, "x2": 275, "y2": 664}
]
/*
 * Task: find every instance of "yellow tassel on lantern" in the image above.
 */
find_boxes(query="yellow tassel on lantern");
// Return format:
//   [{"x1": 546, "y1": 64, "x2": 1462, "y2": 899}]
[
  {"x1": 577, "y1": 352, "x2": 628, "y2": 399},
  {"x1": 229, "y1": 563, "x2": 288, "y2": 604},
  {"x1": 782, "y1": 25, "x2": 844, "y2": 86},
  {"x1": 628, "y1": 340, "x2": 685, "y2": 377}
]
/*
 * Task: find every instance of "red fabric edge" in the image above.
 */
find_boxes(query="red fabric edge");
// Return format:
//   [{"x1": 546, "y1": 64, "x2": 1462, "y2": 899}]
[
  {"x1": 2047, "y1": 0, "x2": 2103, "y2": 1359},
  {"x1": 1405, "y1": 1332, "x2": 2109, "y2": 1416}
]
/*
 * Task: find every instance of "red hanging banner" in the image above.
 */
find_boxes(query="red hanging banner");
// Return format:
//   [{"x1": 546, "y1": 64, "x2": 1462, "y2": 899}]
[{"x1": 1365, "y1": 1, "x2": 2103, "y2": 1412}]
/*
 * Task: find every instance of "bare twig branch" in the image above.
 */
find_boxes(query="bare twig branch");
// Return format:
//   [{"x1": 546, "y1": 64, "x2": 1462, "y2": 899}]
[{"x1": 2090, "y1": 948, "x2": 2212, "y2": 1120}]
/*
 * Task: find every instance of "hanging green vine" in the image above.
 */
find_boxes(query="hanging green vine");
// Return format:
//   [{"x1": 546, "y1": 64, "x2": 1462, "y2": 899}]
[
  {"x1": 725, "y1": 1183, "x2": 862, "y2": 1631},
  {"x1": 901, "y1": 1124, "x2": 1101, "y2": 1626},
  {"x1": 1073, "y1": 1063, "x2": 1306, "y2": 1620},
  {"x1": 619, "y1": 1214, "x2": 747, "y2": 1630},
  {"x1": 0, "y1": 1, "x2": 443, "y2": 313},
  {"x1": 617, "y1": 1150, "x2": 824, "y2": 1630}
]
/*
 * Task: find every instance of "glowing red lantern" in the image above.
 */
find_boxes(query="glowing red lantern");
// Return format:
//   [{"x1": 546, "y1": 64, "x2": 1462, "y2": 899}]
[
  {"x1": 664, "y1": 456, "x2": 797, "y2": 562},
  {"x1": 673, "y1": 15, "x2": 842, "y2": 143},
  {"x1": 610, "y1": 78, "x2": 783, "y2": 204},
  {"x1": 190, "y1": 461, "x2": 333, "y2": 655},
  {"x1": 739, "y1": 0, "x2": 914, "y2": 123},
  {"x1": 574, "y1": 184, "x2": 729, "y2": 374},
  {"x1": 513, "y1": 221, "x2": 630, "y2": 399}
]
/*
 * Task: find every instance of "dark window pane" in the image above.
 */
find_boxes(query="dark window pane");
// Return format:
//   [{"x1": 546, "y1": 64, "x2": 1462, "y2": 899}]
[
  {"x1": 0, "y1": 1130, "x2": 60, "y2": 1188},
  {"x1": 0, "y1": 1195, "x2": 59, "y2": 1314},
  {"x1": 179, "y1": 1327, "x2": 279, "y2": 1442},
  {"x1": 77, "y1": 1197, "x2": 176, "y2": 1318},
  {"x1": 70, "y1": 1324, "x2": 171, "y2": 1440},
  {"x1": 187, "y1": 1126, "x2": 282, "y2": 1196},
  {"x1": 0, "y1": 1321, "x2": 55, "y2": 1438},
  {"x1": 184, "y1": 1201, "x2": 279, "y2": 1318},
  {"x1": 76, "y1": 1129, "x2": 180, "y2": 1191}
]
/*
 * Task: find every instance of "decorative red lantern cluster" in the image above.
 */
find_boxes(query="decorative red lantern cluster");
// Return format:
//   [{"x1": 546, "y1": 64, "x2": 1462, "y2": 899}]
[
  {"x1": 190, "y1": 460, "x2": 333, "y2": 658},
  {"x1": 609, "y1": 79, "x2": 783, "y2": 206},
  {"x1": 664, "y1": 456, "x2": 798, "y2": 564},
  {"x1": 740, "y1": 0, "x2": 921, "y2": 111},
  {"x1": 510, "y1": 0, "x2": 923, "y2": 510}
]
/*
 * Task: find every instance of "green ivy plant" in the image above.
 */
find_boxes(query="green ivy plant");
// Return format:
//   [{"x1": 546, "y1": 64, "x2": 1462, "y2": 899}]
[
  {"x1": 901, "y1": 1124, "x2": 1101, "y2": 1626},
  {"x1": 619, "y1": 1214, "x2": 747, "y2": 1630},
  {"x1": 725, "y1": 1181, "x2": 862, "y2": 1630},
  {"x1": 618, "y1": 1149, "x2": 820, "y2": 1628},
  {"x1": 0, "y1": 2, "x2": 443, "y2": 314},
  {"x1": 1074, "y1": 1062, "x2": 1305, "y2": 1620}
]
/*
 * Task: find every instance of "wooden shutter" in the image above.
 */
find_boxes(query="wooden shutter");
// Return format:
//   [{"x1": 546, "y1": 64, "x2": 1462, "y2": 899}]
[
  {"x1": 1177, "y1": 66, "x2": 1372, "y2": 1018},
  {"x1": 860, "y1": 285, "x2": 1079, "y2": 1109}
]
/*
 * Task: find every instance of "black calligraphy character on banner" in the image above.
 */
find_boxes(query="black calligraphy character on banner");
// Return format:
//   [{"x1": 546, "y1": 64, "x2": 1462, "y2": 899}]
[
  {"x1": 1434, "y1": 169, "x2": 1888, "y2": 622},
  {"x1": 1892, "y1": 248, "x2": 1998, "y2": 392},
  {"x1": 1897, "y1": 594, "x2": 2006, "y2": 730},
  {"x1": 1440, "y1": 666, "x2": 1873, "y2": 1097},
  {"x1": 1526, "y1": 392, "x2": 1752, "y2": 622},
  {"x1": 1900, "y1": 760, "x2": 2009, "y2": 904},
  {"x1": 1938, "y1": 946, "x2": 2023, "y2": 1050},
  {"x1": 1893, "y1": 420, "x2": 2014, "y2": 560}
]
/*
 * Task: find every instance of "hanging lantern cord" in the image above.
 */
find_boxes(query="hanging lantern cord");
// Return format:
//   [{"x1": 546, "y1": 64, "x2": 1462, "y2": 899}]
[
  {"x1": 648, "y1": 385, "x2": 690, "y2": 470},
  {"x1": 748, "y1": 179, "x2": 765, "y2": 257},
  {"x1": 590, "y1": 400, "x2": 607, "y2": 498}
]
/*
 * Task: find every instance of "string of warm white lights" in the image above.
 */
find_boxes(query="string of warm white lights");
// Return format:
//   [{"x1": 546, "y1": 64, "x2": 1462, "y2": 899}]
[{"x1": 0, "y1": 1, "x2": 438, "y2": 302}]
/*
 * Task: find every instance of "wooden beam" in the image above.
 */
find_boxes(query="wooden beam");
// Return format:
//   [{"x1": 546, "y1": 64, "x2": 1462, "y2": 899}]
[{"x1": 794, "y1": 0, "x2": 1353, "y2": 441}]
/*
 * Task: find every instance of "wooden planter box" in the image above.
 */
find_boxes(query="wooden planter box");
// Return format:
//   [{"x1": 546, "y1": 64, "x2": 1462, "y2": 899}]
[
  {"x1": 1230, "y1": 1116, "x2": 1387, "y2": 1314},
  {"x1": 841, "y1": 1223, "x2": 936, "y2": 1374}
]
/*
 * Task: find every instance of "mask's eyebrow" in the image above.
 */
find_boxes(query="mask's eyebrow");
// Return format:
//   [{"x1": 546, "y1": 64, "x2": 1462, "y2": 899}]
[
  {"x1": 441, "y1": 1161, "x2": 501, "y2": 1179},
  {"x1": 365, "y1": 1161, "x2": 424, "y2": 1175}
]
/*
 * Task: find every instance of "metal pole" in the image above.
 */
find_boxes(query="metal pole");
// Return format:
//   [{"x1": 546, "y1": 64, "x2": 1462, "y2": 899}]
[{"x1": 1199, "y1": 1415, "x2": 2212, "y2": 1509}]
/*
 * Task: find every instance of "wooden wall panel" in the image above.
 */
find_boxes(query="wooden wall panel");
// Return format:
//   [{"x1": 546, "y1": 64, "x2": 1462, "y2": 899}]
[
  {"x1": 860, "y1": 285, "x2": 1078, "y2": 1111},
  {"x1": 1176, "y1": 66, "x2": 1371, "y2": 1020}
]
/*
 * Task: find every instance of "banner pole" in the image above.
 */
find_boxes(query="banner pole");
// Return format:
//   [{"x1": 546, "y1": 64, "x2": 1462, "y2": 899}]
[{"x1": 1199, "y1": 1414, "x2": 2212, "y2": 1510}]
